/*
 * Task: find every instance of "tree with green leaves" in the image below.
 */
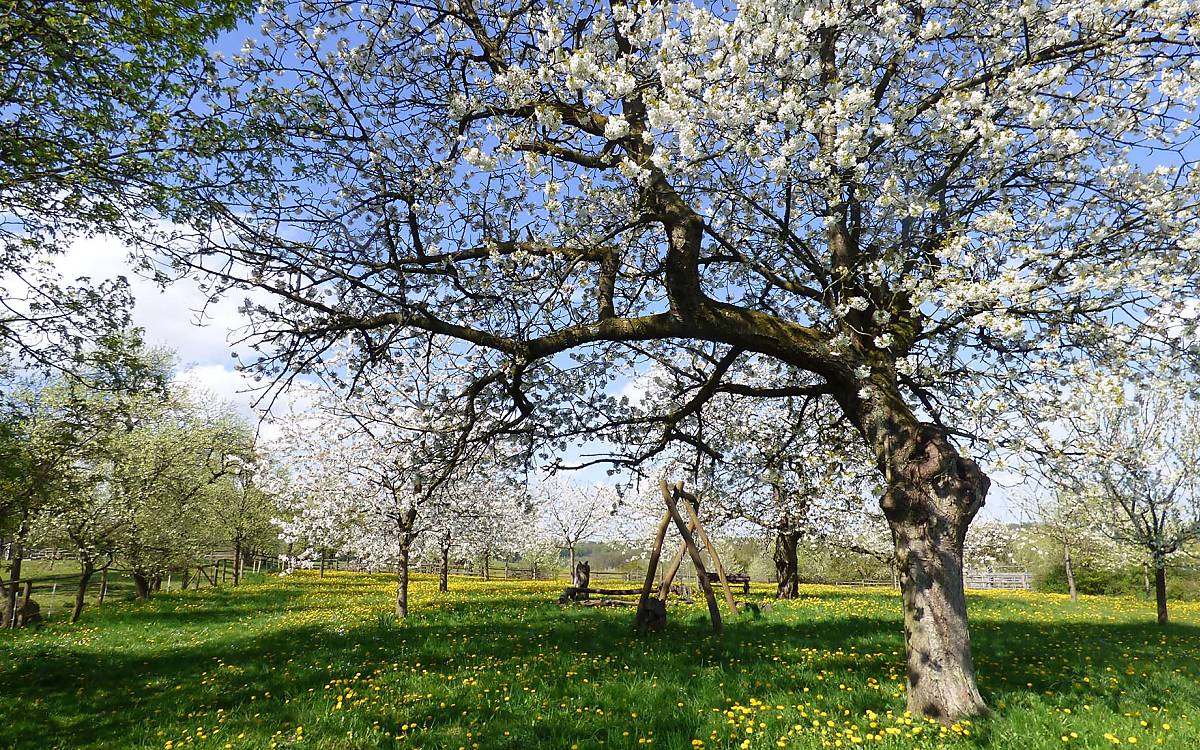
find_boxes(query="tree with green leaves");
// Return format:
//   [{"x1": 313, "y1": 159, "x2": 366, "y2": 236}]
[
  {"x1": 26, "y1": 332, "x2": 172, "y2": 621},
  {"x1": 0, "y1": 0, "x2": 252, "y2": 370},
  {"x1": 107, "y1": 389, "x2": 252, "y2": 598},
  {"x1": 208, "y1": 455, "x2": 279, "y2": 585}
]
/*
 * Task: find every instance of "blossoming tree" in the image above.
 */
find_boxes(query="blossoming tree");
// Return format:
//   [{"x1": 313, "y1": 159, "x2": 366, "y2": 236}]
[
  {"x1": 1054, "y1": 386, "x2": 1200, "y2": 625},
  {"x1": 536, "y1": 477, "x2": 617, "y2": 574},
  {"x1": 165, "y1": 0, "x2": 1200, "y2": 719},
  {"x1": 268, "y1": 377, "x2": 528, "y2": 614},
  {"x1": 632, "y1": 355, "x2": 876, "y2": 598}
]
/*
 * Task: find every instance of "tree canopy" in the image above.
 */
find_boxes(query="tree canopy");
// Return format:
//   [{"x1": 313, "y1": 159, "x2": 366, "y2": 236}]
[{"x1": 122, "y1": 0, "x2": 1200, "y2": 721}]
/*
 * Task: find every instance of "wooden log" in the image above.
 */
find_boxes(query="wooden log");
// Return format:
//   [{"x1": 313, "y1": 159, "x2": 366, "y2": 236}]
[
  {"x1": 636, "y1": 506, "x2": 672, "y2": 613},
  {"x1": 656, "y1": 520, "x2": 695, "y2": 600},
  {"x1": 679, "y1": 491, "x2": 738, "y2": 615},
  {"x1": 568, "y1": 587, "x2": 644, "y2": 597},
  {"x1": 659, "y1": 480, "x2": 722, "y2": 635}
]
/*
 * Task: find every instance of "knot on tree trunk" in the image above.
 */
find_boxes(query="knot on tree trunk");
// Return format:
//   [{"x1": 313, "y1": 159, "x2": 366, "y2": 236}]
[{"x1": 882, "y1": 424, "x2": 989, "y2": 532}]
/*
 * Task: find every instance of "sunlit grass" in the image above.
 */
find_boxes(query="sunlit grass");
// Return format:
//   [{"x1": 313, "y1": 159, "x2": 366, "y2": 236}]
[{"x1": 1, "y1": 571, "x2": 1197, "y2": 749}]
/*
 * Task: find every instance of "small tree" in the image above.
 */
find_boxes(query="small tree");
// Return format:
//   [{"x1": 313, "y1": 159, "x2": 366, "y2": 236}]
[
  {"x1": 108, "y1": 390, "x2": 249, "y2": 597},
  {"x1": 267, "y1": 378, "x2": 478, "y2": 617},
  {"x1": 209, "y1": 456, "x2": 279, "y2": 584},
  {"x1": 537, "y1": 478, "x2": 615, "y2": 574},
  {"x1": 962, "y1": 520, "x2": 1018, "y2": 573},
  {"x1": 1089, "y1": 394, "x2": 1200, "y2": 625},
  {"x1": 1021, "y1": 488, "x2": 1105, "y2": 602},
  {"x1": 636, "y1": 358, "x2": 874, "y2": 598},
  {"x1": 1042, "y1": 378, "x2": 1200, "y2": 624}
]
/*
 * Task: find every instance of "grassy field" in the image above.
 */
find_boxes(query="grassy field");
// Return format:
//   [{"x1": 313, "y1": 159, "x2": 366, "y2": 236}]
[{"x1": 1, "y1": 572, "x2": 1197, "y2": 750}]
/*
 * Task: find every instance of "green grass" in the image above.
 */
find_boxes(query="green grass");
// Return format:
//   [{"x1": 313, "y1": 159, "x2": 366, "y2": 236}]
[
  {"x1": 1, "y1": 572, "x2": 1197, "y2": 750},
  {"x1": 2, "y1": 559, "x2": 223, "y2": 618}
]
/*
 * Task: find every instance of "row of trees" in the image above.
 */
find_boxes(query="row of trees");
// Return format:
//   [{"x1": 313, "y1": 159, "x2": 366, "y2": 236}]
[
  {"x1": 0, "y1": 335, "x2": 277, "y2": 624},
  {"x1": 8, "y1": 0, "x2": 1200, "y2": 723}
]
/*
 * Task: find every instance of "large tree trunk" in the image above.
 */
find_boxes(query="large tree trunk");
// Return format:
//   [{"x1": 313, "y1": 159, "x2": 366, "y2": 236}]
[
  {"x1": 132, "y1": 571, "x2": 152, "y2": 599},
  {"x1": 1154, "y1": 561, "x2": 1168, "y2": 626},
  {"x1": 1063, "y1": 543, "x2": 1077, "y2": 602},
  {"x1": 877, "y1": 422, "x2": 990, "y2": 722},
  {"x1": 773, "y1": 528, "x2": 801, "y2": 599},
  {"x1": 72, "y1": 562, "x2": 96, "y2": 624},
  {"x1": 482, "y1": 550, "x2": 490, "y2": 581},
  {"x1": 439, "y1": 542, "x2": 450, "y2": 593}
]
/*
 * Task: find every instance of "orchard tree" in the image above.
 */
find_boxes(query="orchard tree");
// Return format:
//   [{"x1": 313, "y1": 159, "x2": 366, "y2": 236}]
[
  {"x1": 167, "y1": 0, "x2": 1200, "y2": 719},
  {"x1": 462, "y1": 480, "x2": 535, "y2": 580},
  {"x1": 209, "y1": 456, "x2": 279, "y2": 584},
  {"x1": 425, "y1": 511, "x2": 475, "y2": 592},
  {"x1": 962, "y1": 519, "x2": 1018, "y2": 572},
  {"x1": 267, "y1": 378, "x2": 484, "y2": 616},
  {"x1": 0, "y1": 0, "x2": 254, "y2": 371},
  {"x1": 536, "y1": 477, "x2": 616, "y2": 574},
  {"x1": 1069, "y1": 389, "x2": 1200, "y2": 625},
  {"x1": 109, "y1": 389, "x2": 250, "y2": 597},
  {"x1": 1020, "y1": 488, "x2": 1106, "y2": 602},
  {"x1": 0, "y1": 380, "x2": 87, "y2": 625},
  {"x1": 637, "y1": 356, "x2": 875, "y2": 598}
]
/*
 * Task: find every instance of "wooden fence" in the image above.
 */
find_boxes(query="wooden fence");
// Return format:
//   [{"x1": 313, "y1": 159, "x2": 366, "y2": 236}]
[{"x1": 1, "y1": 555, "x2": 271, "y2": 628}]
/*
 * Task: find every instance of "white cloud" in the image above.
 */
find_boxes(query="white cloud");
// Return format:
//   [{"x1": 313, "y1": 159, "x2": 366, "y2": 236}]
[{"x1": 57, "y1": 234, "x2": 274, "y2": 424}]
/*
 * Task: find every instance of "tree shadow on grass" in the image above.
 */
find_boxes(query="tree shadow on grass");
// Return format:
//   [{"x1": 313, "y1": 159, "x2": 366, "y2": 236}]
[{"x1": 2, "y1": 582, "x2": 1198, "y2": 749}]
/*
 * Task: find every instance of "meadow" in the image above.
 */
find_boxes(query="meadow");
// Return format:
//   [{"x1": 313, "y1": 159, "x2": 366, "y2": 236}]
[{"x1": 1, "y1": 572, "x2": 1198, "y2": 750}]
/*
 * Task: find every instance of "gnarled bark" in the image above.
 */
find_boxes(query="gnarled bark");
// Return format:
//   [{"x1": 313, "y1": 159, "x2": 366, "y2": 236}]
[{"x1": 878, "y1": 422, "x2": 990, "y2": 722}]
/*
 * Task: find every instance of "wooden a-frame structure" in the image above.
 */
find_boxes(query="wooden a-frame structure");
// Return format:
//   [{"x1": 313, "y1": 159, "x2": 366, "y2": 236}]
[{"x1": 635, "y1": 479, "x2": 739, "y2": 635}]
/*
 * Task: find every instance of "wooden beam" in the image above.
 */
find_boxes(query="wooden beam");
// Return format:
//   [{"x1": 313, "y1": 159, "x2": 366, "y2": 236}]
[
  {"x1": 637, "y1": 506, "x2": 673, "y2": 613},
  {"x1": 657, "y1": 520, "x2": 695, "y2": 600},
  {"x1": 659, "y1": 479, "x2": 722, "y2": 635},
  {"x1": 678, "y1": 489, "x2": 738, "y2": 615}
]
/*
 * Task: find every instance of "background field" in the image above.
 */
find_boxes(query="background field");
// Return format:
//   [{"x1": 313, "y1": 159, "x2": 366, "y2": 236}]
[{"x1": 1, "y1": 572, "x2": 1198, "y2": 749}]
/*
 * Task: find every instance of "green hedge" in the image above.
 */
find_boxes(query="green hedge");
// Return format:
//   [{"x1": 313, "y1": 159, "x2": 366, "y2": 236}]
[{"x1": 1035, "y1": 562, "x2": 1200, "y2": 599}]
